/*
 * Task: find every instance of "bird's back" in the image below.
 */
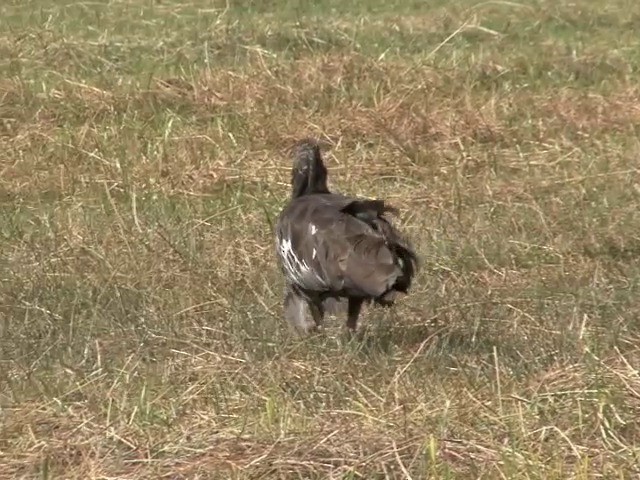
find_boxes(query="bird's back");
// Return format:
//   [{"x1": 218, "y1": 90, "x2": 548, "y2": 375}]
[{"x1": 275, "y1": 193, "x2": 416, "y2": 301}]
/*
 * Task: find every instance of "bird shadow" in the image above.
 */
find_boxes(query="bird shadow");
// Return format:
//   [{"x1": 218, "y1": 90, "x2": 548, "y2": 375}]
[{"x1": 341, "y1": 318, "x2": 442, "y2": 356}]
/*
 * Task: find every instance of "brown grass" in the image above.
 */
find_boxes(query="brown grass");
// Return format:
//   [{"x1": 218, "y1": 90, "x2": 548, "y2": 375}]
[{"x1": 2, "y1": 0, "x2": 640, "y2": 478}]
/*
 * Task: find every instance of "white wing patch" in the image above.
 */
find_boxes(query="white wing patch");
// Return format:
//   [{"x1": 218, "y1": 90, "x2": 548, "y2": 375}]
[
  {"x1": 277, "y1": 233, "x2": 325, "y2": 289},
  {"x1": 309, "y1": 224, "x2": 318, "y2": 235}
]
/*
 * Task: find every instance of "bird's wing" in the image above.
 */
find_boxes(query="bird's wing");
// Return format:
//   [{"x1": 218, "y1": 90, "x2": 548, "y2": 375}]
[{"x1": 325, "y1": 208, "x2": 401, "y2": 298}]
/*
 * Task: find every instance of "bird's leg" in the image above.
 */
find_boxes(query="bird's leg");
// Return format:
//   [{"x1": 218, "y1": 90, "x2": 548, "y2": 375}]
[
  {"x1": 283, "y1": 286, "x2": 317, "y2": 336},
  {"x1": 346, "y1": 298, "x2": 364, "y2": 332},
  {"x1": 308, "y1": 298, "x2": 325, "y2": 330}
]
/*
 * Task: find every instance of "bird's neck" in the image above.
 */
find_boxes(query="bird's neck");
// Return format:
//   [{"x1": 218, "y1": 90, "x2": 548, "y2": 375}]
[{"x1": 291, "y1": 174, "x2": 330, "y2": 198}]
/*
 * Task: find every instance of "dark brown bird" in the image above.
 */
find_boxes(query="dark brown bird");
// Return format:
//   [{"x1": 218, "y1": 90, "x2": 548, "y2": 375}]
[{"x1": 274, "y1": 139, "x2": 418, "y2": 335}]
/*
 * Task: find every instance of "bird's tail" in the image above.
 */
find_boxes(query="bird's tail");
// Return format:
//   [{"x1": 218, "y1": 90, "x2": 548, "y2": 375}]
[{"x1": 377, "y1": 223, "x2": 418, "y2": 306}]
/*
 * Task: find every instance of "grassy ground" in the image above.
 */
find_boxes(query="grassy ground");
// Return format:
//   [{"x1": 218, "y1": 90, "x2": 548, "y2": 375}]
[{"x1": 1, "y1": 0, "x2": 640, "y2": 478}]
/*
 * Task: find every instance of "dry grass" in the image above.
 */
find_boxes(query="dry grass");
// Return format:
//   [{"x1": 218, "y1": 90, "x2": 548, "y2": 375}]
[{"x1": 2, "y1": 0, "x2": 640, "y2": 478}]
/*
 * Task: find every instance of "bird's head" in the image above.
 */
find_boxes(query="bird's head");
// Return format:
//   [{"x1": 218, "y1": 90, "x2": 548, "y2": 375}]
[{"x1": 290, "y1": 138, "x2": 330, "y2": 198}]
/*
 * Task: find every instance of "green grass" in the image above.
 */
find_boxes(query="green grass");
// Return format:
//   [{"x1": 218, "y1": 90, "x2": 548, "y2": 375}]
[{"x1": 2, "y1": 0, "x2": 640, "y2": 477}]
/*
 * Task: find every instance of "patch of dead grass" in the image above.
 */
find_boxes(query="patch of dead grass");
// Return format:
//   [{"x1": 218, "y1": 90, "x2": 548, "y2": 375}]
[{"x1": 3, "y1": 52, "x2": 640, "y2": 202}]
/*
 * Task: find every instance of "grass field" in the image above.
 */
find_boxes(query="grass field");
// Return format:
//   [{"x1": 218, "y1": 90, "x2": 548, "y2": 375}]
[{"x1": 2, "y1": 0, "x2": 640, "y2": 478}]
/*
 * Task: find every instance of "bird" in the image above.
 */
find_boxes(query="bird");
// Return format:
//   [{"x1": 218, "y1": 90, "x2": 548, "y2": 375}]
[{"x1": 274, "y1": 138, "x2": 418, "y2": 335}]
